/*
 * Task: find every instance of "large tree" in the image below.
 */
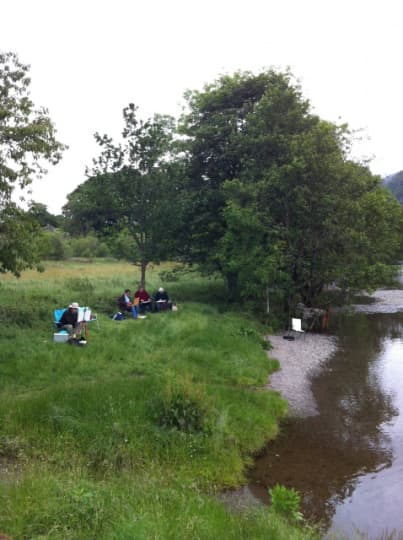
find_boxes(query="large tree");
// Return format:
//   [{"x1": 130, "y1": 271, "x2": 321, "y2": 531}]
[
  {"x1": 28, "y1": 201, "x2": 62, "y2": 228},
  {"x1": 180, "y1": 70, "x2": 403, "y2": 310},
  {"x1": 0, "y1": 51, "x2": 65, "y2": 275},
  {"x1": 71, "y1": 104, "x2": 182, "y2": 285},
  {"x1": 179, "y1": 70, "x2": 314, "y2": 297},
  {"x1": 63, "y1": 173, "x2": 120, "y2": 237}
]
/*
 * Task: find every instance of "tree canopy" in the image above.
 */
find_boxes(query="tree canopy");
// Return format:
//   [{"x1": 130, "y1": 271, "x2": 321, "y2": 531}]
[
  {"x1": 64, "y1": 104, "x2": 183, "y2": 285},
  {"x1": 179, "y1": 70, "x2": 403, "y2": 309},
  {"x1": 0, "y1": 51, "x2": 65, "y2": 275}
]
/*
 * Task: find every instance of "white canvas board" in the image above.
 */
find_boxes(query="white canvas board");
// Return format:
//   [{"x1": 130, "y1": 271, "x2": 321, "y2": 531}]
[{"x1": 77, "y1": 307, "x2": 92, "y2": 322}]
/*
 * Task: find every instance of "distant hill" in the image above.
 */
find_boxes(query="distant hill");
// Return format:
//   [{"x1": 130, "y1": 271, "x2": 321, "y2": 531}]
[{"x1": 383, "y1": 170, "x2": 403, "y2": 204}]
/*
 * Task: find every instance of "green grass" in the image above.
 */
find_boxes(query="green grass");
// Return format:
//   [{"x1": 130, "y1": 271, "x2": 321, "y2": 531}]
[{"x1": 0, "y1": 260, "x2": 319, "y2": 539}]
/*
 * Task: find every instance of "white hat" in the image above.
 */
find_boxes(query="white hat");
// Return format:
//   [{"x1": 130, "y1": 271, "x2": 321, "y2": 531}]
[
  {"x1": 70, "y1": 302, "x2": 79, "y2": 309},
  {"x1": 158, "y1": 287, "x2": 164, "y2": 292}
]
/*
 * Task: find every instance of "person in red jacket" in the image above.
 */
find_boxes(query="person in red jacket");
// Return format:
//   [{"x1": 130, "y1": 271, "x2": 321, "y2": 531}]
[{"x1": 134, "y1": 286, "x2": 152, "y2": 314}]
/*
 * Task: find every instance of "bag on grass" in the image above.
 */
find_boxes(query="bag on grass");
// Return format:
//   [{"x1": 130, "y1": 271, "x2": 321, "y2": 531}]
[
  {"x1": 112, "y1": 311, "x2": 125, "y2": 321},
  {"x1": 68, "y1": 337, "x2": 87, "y2": 346}
]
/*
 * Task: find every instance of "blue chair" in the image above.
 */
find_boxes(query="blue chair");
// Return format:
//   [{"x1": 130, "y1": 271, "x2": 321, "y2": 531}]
[
  {"x1": 53, "y1": 308, "x2": 69, "y2": 343},
  {"x1": 54, "y1": 308, "x2": 66, "y2": 329}
]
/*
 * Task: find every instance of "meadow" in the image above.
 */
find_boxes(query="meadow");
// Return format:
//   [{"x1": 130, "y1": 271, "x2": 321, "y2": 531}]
[{"x1": 0, "y1": 260, "x2": 319, "y2": 539}]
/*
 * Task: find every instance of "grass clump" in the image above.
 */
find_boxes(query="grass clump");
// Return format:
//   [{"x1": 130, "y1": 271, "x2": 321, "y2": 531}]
[
  {"x1": 155, "y1": 376, "x2": 214, "y2": 433},
  {"x1": 269, "y1": 484, "x2": 304, "y2": 524}
]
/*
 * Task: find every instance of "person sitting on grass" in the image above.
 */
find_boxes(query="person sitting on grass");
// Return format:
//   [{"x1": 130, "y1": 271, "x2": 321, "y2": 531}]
[
  {"x1": 153, "y1": 287, "x2": 172, "y2": 312},
  {"x1": 59, "y1": 302, "x2": 80, "y2": 336},
  {"x1": 117, "y1": 289, "x2": 138, "y2": 319},
  {"x1": 134, "y1": 285, "x2": 152, "y2": 314}
]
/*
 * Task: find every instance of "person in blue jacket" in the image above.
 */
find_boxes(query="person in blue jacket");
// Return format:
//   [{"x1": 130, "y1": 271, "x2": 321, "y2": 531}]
[{"x1": 117, "y1": 289, "x2": 138, "y2": 318}]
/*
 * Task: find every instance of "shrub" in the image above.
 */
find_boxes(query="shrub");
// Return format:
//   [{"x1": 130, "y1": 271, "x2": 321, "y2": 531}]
[
  {"x1": 70, "y1": 234, "x2": 111, "y2": 258},
  {"x1": 39, "y1": 230, "x2": 72, "y2": 260},
  {"x1": 155, "y1": 377, "x2": 213, "y2": 433},
  {"x1": 269, "y1": 484, "x2": 304, "y2": 524}
]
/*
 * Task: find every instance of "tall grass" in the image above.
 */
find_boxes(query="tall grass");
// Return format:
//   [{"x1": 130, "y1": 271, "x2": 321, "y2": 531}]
[{"x1": 0, "y1": 260, "x2": 319, "y2": 539}]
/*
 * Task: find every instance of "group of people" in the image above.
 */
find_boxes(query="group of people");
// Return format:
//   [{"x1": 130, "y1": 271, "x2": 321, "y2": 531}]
[
  {"x1": 117, "y1": 286, "x2": 173, "y2": 319},
  {"x1": 56, "y1": 286, "x2": 173, "y2": 339}
]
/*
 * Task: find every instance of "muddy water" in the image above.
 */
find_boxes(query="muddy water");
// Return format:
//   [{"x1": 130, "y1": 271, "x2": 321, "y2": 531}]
[{"x1": 248, "y1": 306, "x2": 403, "y2": 539}]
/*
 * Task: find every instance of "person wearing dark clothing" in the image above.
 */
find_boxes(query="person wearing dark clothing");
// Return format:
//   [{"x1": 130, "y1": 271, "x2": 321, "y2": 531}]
[
  {"x1": 134, "y1": 286, "x2": 152, "y2": 314},
  {"x1": 117, "y1": 289, "x2": 138, "y2": 319},
  {"x1": 59, "y1": 302, "x2": 80, "y2": 335},
  {"x1": 153, "y1": 287, "x2": 172, "y2": 311}
]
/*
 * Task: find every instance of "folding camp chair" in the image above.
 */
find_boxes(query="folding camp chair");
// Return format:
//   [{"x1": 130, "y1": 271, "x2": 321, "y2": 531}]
[
  {"x1": 53, "y1": 308, "x2": 69, "y2": 343},
  {"x1": 283, "y1": 317, "x2": 305, "y2": 340},
  {"x1": 53, "y1": 308, "x2": 66, "y2": 329},
  {"x1": 290, "y1": 317, "x2": 305, "y2": 338}
]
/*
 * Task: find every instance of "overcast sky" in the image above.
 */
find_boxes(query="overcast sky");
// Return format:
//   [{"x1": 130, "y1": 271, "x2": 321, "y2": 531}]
[{"x1": 3, "y1": 0, "x2": 402, "y2": 214}]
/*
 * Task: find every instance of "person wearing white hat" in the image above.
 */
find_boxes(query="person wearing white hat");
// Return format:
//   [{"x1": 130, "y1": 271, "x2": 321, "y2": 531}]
[
  {"x1": 153, "y1": 287, "x2": 171, "y2": 312},
  {"x1": 59, "y1": 302, "x2": 80, "y2": 335}
]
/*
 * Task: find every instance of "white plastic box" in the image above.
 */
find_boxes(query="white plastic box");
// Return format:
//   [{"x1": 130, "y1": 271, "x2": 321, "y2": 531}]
[{"x1": 53, "y1": 332, "x2": 69, "y2": 343}]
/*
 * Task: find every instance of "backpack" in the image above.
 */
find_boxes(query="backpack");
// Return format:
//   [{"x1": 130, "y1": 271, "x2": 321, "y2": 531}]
[{"x1": 112, "y1": 312, "x2": 125, "y2": 321}]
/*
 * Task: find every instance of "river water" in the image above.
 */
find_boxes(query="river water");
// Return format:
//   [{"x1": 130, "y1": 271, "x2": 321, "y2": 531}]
[{"x1": 248, "y1": 285, "x2": 403, "y2": 539}]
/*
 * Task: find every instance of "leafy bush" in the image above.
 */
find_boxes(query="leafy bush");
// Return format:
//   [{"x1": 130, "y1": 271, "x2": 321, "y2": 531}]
[
  {"x1": 107, "y1": 228, "x2": 139, "y2": 261},
  {"x1": 69, "y1": 234, "x2": 111, "y2": 258},
  {"x1": 39, "y1": 230, "x2": 72, "y2": 260}
]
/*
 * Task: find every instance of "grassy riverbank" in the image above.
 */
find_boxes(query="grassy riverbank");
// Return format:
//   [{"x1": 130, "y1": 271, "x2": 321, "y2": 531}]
[{"x1": 0, "y1": 260, "x2": 319, "y2": 539}]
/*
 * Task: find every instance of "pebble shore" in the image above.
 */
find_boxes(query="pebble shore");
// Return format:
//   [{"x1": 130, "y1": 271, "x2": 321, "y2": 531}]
[{"x1": 265, "y1": 333, "x2": 338, "y2": 417}]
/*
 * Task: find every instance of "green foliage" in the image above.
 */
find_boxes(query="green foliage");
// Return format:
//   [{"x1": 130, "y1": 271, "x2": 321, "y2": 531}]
[
  {"x1": 62, "y1": 173, "x2": 120, "y2": 237},
  {"x1": 38, "y1": 231, "x2": 114, "y2": 261},
  {"x1": 69, "y1": 234, "x2": 111, "y2": 258},
  {"x1": 38, "y1": 229, "x2": 72, "y2": 260},
  {"x1": 179, "y1": 69, "x2": 403, "y2": 314},
  {"x1": 28, "y1": 202, "x2": 62, "y2": 228},
  {"x1": 384, "y1": 170, "x2": 403, "y2": 204},
  {"x1": 0, "y1": 470, "x2": 319, "y2": 540},
  {"x1": 105, "y1": 227, "x2": 139, "y2": 261},
  {"x1": 269, "y1": 484, "x2": 304, "y2": 524},
  {"x1": 0, "y1": 203, "x2": 43, "y2": 276},
  {"x1": 155, "y1": 377, "x2": 214, "y2": 433},
  {"x1": 0, "y1": 51, "x2": 66, "y2": 275}
]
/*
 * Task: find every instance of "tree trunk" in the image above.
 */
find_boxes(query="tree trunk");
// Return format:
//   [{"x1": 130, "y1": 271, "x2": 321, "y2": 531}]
[
  {"x1": 226, "y1": 271, "x2": 239, "y2": 302},
  {"x1": 140, "y1": 260, "x2": 147, "y2": 288}
]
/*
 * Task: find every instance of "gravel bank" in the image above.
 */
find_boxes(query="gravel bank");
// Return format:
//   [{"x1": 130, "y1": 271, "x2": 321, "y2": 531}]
[
  {"x1": 353, "y1": 288, "x2": 403, "y2": 314},
  {"x1": 265, "y1": 333, "x2": 338, "y2": 417},
  {"x1": 265, "y1": 284, "x2": 403, "y2": 418}
]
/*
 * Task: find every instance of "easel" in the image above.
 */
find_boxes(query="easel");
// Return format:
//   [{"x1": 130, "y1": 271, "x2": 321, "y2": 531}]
[{"x1": 77, "y1": 307, "x2": 91, "y2": 340}]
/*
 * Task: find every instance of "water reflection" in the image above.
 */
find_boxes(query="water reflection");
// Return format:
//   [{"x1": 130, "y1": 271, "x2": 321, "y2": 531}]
[{"x1": 249, "y1": 311, "x2": 403, "y2": 537}]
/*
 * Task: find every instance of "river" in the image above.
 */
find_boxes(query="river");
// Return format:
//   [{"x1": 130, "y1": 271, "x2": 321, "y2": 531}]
[{"x1": 248, "y1": 281, "x2": 403, "y2": 539}]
